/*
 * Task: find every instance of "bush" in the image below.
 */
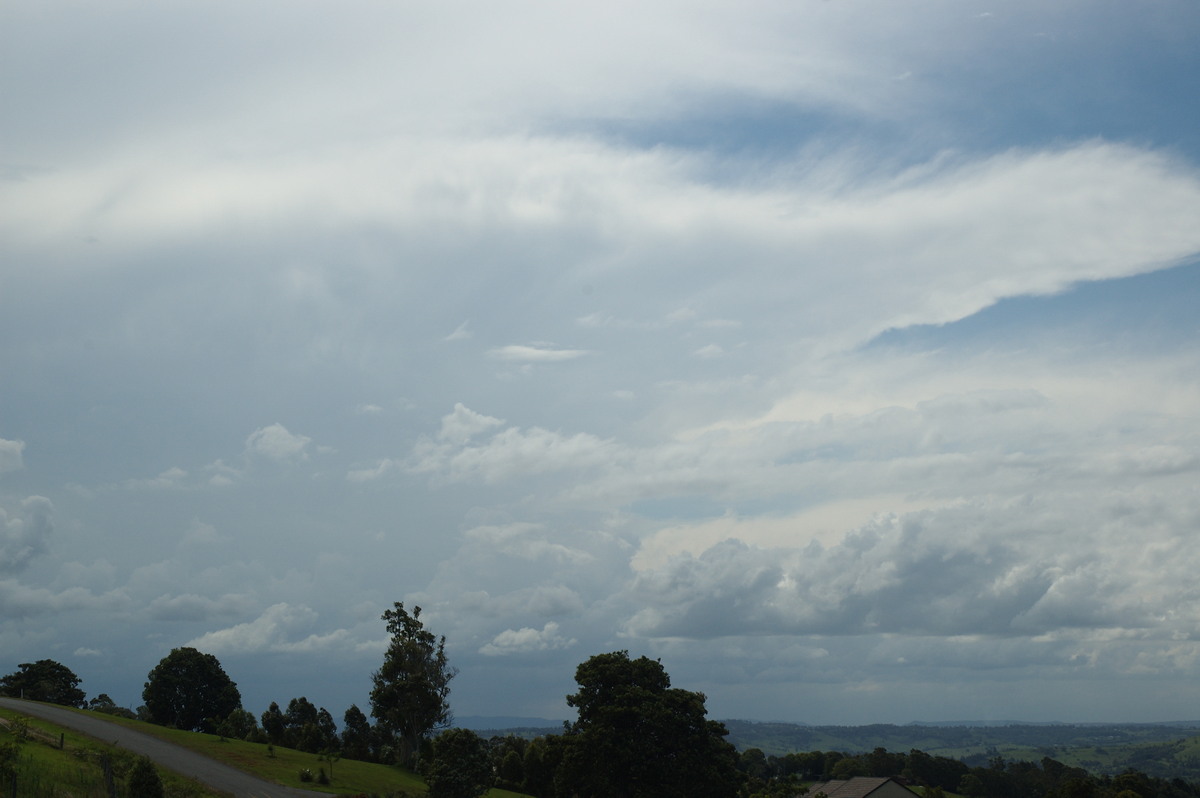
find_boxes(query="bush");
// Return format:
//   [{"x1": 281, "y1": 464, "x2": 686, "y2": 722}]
[{"x1": 127, "y1": 756, "x2": 165, "y2": 798}]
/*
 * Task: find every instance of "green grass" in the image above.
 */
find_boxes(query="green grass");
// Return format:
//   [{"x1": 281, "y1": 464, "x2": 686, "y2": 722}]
[
  {"x1": 3, "y1": 705, "x2": 532, "y2": 797},
  {"x1": 1, "y1": 709, "x2": 228, "y2": 797}
]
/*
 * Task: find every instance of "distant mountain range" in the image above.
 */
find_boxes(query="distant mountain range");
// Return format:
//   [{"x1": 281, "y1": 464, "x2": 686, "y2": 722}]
[
  {"x1": 457, "y1": 716, "x2": 566, "y2": 732},
  {"x1": 457, "y1": 716, "x2": 1200, "y2": 779}
]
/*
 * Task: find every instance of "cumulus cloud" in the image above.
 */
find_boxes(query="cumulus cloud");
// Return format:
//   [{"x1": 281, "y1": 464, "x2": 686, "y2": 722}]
[
  {"x1": 0, "y1": 496, "x2": 53, "y2": 575},
  {"x1": 0, "y1": 439, "x2": 24, "y2": 474},
  {"x1": 623, "y1": 487, "x2": 1200, "y2": 644},
  {"x1": 480, "y1": 622, "x2": 578, "y2": 656},
  {"x1": 185, "y1": 602, "x2": 351, "y2": 655},
  {"x1": 244, "y1": 424, "x2": 313, "y2": 462},
  {"x1": 411, "y1": 406, "x2": 619, "y2": 485},
  {"x1": 148, "y1": 592, "x2": 252, "y2": 622},
  {"x1": 438, "y1": 403, "x2": 505, "y2": 445}
]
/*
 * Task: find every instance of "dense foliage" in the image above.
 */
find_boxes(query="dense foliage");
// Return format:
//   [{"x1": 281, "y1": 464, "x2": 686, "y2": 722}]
[
  {"x1": 0, "y1": 659, "x2": 86, "y2": 707},
  {"x1": 559, "y1": 651, "x2": 743, "y2": 798},
  {"x1": 141, "y1": 647, "x2": 242, "y2": 732},
  {"x1": 422, "y1": 727, "x2": 492, "y2": 798},
  {"x1": 730, "y1": 745, "x2": 1200, "y2": 798}
]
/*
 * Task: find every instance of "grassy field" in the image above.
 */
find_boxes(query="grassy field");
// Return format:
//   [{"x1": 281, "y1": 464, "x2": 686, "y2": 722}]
[{"x1": 1, "y1": 706, "x2": 531, "y2": 797}]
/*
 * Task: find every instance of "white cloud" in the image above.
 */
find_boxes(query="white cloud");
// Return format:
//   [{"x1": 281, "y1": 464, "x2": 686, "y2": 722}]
[
  {"x1": 185, "y1": 602, "x2": 351, "y2": 655},
  {"x1": 438, "y1": 403, "x2": 505, "y2": 445},
  {"x1": 412, "y1": 419, "x2": 618, "y2": 485},
  {"x1": 444, "y1": 321, "x2": 472, "y2": 341},
  {"x1": 480, "y1": 622, "x2": 578, "y2": 656},
  {"x1": 244, "y1": 424, "x2": 312, "y2": 462},
  {"x1": 488, "y1": 344, "x2": 589, "y2": 362},
  {"x1": 347, "y1": 458, "x2": 397, "y2": 482},
  {"x1": 0, "y1": 439, "x2": 24, "y2": 474}
]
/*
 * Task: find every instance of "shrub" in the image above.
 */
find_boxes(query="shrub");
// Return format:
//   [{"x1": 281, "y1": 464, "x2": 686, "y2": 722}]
[{"x1": 127, "y1": 756, "x2": 165, "y2": 798}]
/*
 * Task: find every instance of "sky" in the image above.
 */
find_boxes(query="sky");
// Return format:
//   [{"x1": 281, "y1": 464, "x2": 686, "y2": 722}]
[{"x1": 3, "y1": 1, "x2": 1200, "y2": 728}]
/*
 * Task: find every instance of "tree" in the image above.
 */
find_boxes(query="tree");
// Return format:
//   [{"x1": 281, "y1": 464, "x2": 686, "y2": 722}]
[
  {"x1": 341, "y1": 704, "x2": 373, "y2": 761},
  {"x1": 369, "y1": 602, "x2": 456, "y2": 768},
  {"x1": 0, "y1": 659, "x2": 86, "y2": 707},
  {"x1": 559, "y1": 651, "x2": 743, "y2": 798},
  {"x1": 261, "y1": 701, "x2": 286, "y2": 744},
  {"x1": 422, "y1": 728, "x2": 492, "y2": 798},
  {"x1": 127, "y1": 756, "x2": 165, "y2": 798},
  {"x1": 142, "y1": 647, "x2": 241, "y2": 732}
]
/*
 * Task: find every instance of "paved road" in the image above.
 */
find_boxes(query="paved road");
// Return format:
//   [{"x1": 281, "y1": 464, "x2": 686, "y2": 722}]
[{"x1": 0, "y1": 697, "x2": 329, "y2": 798}]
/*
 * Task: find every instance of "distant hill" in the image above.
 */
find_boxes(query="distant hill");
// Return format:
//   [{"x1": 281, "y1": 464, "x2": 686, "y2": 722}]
[
  {"x1": 457, "y1": 716, "x2": 566, "y2": 734},
  {"x1": 720, "y1": 719, "x2": 1200, "y2": 779}
]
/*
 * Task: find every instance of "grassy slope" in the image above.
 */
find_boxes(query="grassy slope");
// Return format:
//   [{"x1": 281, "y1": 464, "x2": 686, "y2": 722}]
[
  {"x1": 3, "y1": 706, "x2": 530, "y2": 797},
  {"x1": 2, "y1": 708, "x2": 228, "y2": 797}
]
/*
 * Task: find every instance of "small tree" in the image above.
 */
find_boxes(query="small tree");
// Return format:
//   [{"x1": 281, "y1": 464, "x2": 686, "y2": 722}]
[
  {"x1": 369, "y1": 602, "x2": 457, "y2": 768},
  {"x1": 423, "y1": 728, "x2": 492, "y2": 798},
  {"x1": 0, "y1": 660, "x2": 86, "y2": 707},
  {"x1": 341, "y1": 704, "x2": 374, "y2": 761},
  {"x1": 127, "y1": 756, "x2": 165, "y2": 798},
  {"x1": 142, "y1": 647, "x2": 241, "y2": 732},
  {"x1": 261, "y1": 701, "x2": 286, "y2": 744}
]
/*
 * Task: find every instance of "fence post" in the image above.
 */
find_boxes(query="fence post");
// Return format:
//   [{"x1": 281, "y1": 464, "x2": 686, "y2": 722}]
[{"x1": 102, "y1": 754, "x2": 116, "y2": 798}]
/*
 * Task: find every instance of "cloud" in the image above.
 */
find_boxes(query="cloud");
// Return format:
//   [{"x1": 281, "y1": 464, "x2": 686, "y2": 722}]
[
  {"x1": 125, "y1": 466, "x2": 188, "y2": 490},
  {"x1": 480, "y1": 622, "x2": 578, "y2": 656},
  {"x1": 185, "y1": 602, "x2": 351, "y2": 655},
  {"x1": 488, "y1": 344, "x2": 589, "y2": 362},
  {"x1": 438, "y1": 403, "x2": 505, "y2": 445},
  {"x1": 244, "y1": 424, "x2": 312, "y2": 462},
  {"x1": 346, "y1": 458, "x2": 397, "y2": 482},
  {"x1": 147, "y1": 592, "x2": 252, "y2": 622},
  {"x1": 623, "y1": 485, "x2": 1200, "y2": 643},
  {"x1": 444, "y1": 321, "x2": 472, "y2": 341},
  {"x1": 0, "y1": 439, "x2": 24, "y2": 474},
  {"x1": 0, "y1": 496, "x2": 53, "y2": 575},
  {"x1": 412, "y1": 418, "x2": 618, "y2": 485},
  {"x1": 0, "y1": 579, "x2": 124, "y2": 619}
]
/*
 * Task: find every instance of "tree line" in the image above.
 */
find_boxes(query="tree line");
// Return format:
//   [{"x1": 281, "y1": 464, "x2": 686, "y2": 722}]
[
  {"x1": 731, "y1": 746, "x2": 1200, "y2": 798},
  {"x1": 7, "y1": 605, "x2": 1200, "y2": 798}
]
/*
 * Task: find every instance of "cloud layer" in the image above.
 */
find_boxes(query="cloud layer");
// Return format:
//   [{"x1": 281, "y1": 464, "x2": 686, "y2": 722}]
[{"x1": 2, "y1": 0, "x2": 1200, "y2": 725}]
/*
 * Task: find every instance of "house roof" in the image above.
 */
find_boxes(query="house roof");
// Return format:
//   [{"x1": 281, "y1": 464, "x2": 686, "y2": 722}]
[{"x1": 806, "y1": 777, "x2": 919, "y2": 798}]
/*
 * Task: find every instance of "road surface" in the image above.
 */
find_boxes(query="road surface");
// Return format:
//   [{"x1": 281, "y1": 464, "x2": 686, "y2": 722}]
[{"x1": 0, "y1": 697, "x2": 329, "y2": 798}]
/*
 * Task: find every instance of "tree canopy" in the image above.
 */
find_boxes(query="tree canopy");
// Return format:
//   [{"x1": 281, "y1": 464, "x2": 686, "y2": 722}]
[
  {"x1": 141, "y1": 647, "x2": 241, "y2": 732},
  {"x1": 422, "y1": 727, "x2": 492, "y2": 798},
  {"x1": 369, "y1": 602, "x2": 457, "y2": 768},
  {"x1": 0, "y1": 659, "x2": 86, "y2": 707},
  {"x1": 560, "y1": 650, "x2": 742, "y2": 798}
]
